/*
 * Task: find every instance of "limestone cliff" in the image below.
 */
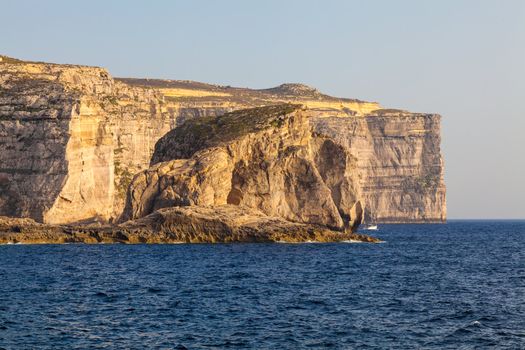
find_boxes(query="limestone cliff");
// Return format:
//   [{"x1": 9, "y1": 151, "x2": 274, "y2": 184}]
[
  {"x1": 0, "y1": 56, "x2": 175, "y2": 223},
  {"x1": 313, "y1": 110, "x2": 446, "y2": 223},
  {"x1": 0, "y1": 55, "x2": 445, "y2": 224}
]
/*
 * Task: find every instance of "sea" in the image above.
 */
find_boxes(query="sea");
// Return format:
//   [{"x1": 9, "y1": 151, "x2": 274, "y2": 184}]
[{"x1": 0, "y1": 220, "x2": 524, "y2": 349}]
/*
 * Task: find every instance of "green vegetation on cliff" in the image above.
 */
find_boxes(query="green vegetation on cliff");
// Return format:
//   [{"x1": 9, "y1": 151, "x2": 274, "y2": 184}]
[{"x1": 152, "y1": 104, "x2": 302, "y2": 162}]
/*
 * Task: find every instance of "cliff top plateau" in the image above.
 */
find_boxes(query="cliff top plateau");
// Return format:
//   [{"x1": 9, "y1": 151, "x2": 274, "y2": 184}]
[{"x1": 1, "y1": 54, "x2": 415, "y2": 117}]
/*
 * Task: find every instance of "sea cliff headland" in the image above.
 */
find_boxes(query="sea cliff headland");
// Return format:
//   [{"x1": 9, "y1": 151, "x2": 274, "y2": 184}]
[{"x1": 0, "y1": 55, "x2": 446, "y2": 243}]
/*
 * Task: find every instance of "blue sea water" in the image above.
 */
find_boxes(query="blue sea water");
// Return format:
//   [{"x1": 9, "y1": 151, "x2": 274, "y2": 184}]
[{"x1": 0, "y1": 221, "x2": 524, "y2": 349}]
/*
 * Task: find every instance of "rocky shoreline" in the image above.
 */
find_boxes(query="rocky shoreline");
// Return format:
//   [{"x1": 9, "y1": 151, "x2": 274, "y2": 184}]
[{"x1": 0, "y1": 207, "x2": 380, "y2": 244}]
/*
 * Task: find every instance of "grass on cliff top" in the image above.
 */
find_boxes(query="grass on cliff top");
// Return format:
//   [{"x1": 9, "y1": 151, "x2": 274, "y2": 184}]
[
  {"x1": 177, "y1": 103, "x2": 301, "y2": 143},
  {"x1": 153, "y1": 104, "x2": 303, "y2": 161},
  {"x1": 0, "y1": 55, "x2": 101, "y2": 69},
  {"x1": 0, "y1": 55, "x2": 51, "y2": 65},
  {"x1": 0, "y1": 56, "x2": 23, "y2": 64},
  {"x1": 119, "y1": 78, "x2": 368, "y2": 104}
]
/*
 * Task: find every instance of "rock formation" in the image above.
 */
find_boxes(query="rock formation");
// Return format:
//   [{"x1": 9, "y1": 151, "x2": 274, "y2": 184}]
[
  {"x1": 0, "y1": 208, "x2": 380, "y2": 244},
  {"x1": 121, "y1": 105, "x2": 364, "y2": 232},
  {"x1": 0, "y1": 55, "x2": 446, "y2": 225}
]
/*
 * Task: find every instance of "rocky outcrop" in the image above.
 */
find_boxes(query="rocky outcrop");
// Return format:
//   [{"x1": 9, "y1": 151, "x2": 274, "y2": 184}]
[
  {"x1": 119, "y1": 205, "x2": 378, "y2": 243},
  {"x1": 0, "y1": 209, "x2": 380, "y2": 244},
  {"x1": 121, "y1": 105, "x2": 364, "y2": 231}
]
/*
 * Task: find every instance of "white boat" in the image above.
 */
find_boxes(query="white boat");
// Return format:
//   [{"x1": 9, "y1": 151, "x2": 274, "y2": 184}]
[{"x1": 365, "y1": 224, "x2": 378, "y2": 230}]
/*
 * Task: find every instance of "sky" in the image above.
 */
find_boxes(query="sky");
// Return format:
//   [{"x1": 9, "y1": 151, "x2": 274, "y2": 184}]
[{"x1": 1, "y1": 0, "x2": 524, "y2": 219}]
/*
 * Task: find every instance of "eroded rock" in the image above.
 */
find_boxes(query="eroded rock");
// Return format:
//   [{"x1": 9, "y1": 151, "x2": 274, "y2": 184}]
[
  {"x1": 121, "y1": 105, "x2": 364, "y2": 231},
  {"x1": 0, "y1": 209, "x2": 380, "y2": 244}
]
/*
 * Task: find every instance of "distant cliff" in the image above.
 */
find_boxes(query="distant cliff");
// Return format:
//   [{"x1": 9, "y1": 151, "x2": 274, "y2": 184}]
[{"x1": 0, "y1": 55, "x2": 445, "y2": 224}]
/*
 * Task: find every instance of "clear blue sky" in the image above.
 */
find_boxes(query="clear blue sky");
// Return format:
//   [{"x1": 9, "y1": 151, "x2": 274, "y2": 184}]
[{"x1": 2, "y1": 0, "x2": 524, "y2": 219}]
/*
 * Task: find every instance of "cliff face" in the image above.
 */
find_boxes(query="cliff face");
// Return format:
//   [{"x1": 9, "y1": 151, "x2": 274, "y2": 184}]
[
  {"x1": 0, "y1": 56, "x2": 445, "y2": 224},
  {"x1": 0, "y1": 58, "x2": 175, "y2": 223},
  {"x1": 313, "y1": 110, "x2": 446, "y2": 223}
]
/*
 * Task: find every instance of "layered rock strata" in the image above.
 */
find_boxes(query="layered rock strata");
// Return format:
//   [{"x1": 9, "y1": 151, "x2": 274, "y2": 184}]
[
  {"x1": 0, "y1": 57, "x2": 175, "y2": 223},
  {"x1": 313, "y1": 110, "x2": 446, "y2": 223}
]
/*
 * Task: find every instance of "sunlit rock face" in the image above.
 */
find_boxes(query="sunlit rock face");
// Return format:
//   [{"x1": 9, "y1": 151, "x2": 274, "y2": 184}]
[
  {"x1": 0, "y1": 57, "x2": 175, "y2": 223},
  {"x1": 312, "y1": 110, "x2": 446, "y2": 223},
  {"x1": 0, "y1": 55, "x2": 445, "y2": 224}
]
